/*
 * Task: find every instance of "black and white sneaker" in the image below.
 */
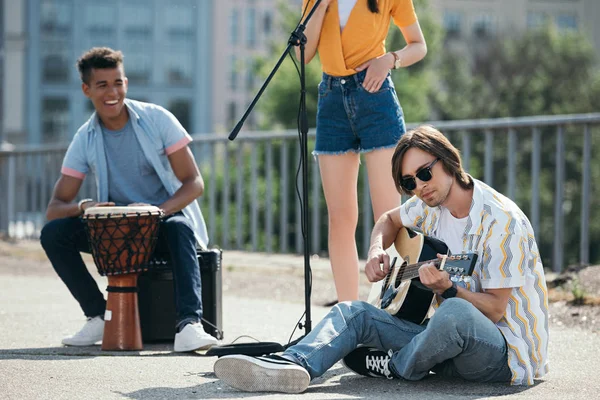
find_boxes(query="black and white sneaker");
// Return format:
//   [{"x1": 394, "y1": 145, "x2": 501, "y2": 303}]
[
  {"x1": 342, "y1": 347, "x2": 396, "y2": 379},
  {"x1": 214, "y1": 354, "x2": 310, "y2": 393}
]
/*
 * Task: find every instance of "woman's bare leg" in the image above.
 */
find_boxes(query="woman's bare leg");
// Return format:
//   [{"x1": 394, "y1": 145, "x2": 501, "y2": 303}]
[
  {"x1": 364, "y1": 148, "x2": 401, "y2": 222},
  {"x1": 318, "y1": 152, "x2": 361, "y2": 301}
]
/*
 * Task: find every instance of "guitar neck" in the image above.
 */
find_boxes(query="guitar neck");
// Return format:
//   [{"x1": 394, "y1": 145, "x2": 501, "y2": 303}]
[{"x1": 397, "y1": 258, "x2": 442, "y2": 281}]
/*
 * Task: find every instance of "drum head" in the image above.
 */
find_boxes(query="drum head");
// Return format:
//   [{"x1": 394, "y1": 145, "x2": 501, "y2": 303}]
[{"x1": 84, "y1": 205, "x2": 162, "y2": 218}]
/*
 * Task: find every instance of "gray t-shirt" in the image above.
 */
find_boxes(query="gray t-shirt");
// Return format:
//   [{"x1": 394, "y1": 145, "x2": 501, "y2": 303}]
[{"x1": 101, "y1": 119, "x2": 171, "y2": 206}]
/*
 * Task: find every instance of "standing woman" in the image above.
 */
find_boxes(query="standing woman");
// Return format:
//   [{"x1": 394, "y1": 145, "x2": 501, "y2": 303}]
[{"x1": 296, "y1": 0, "x2": 427, "y2": 301}]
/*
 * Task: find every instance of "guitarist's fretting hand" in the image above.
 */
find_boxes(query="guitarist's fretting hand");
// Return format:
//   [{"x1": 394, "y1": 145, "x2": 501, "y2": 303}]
[
  {"x1": 418, "y1": 253, "x2": 453, "y2": 294},
  {"x1": 365, "y1": 247, "x2": 390, "y2": 282}
]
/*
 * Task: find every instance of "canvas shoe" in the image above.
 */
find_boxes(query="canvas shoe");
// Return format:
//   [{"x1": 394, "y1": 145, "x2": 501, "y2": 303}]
[
  {"x1": 342, "y1": 347, "x2": 396, "y2": 379},
  {"x1": 174, "y1": 322, "x2": 218, "y2": 352},
  {"x1": 214, "y1": 354, "x2": 310, "y2": 394},
  {"x1": 62, "y1": 316, "x2": 104, "y2": 346}
]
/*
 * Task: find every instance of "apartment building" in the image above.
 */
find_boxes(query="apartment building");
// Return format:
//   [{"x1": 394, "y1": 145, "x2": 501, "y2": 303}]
[
  {"x1": 431, "y1": 0, "x2": 600, "y2": 54},
  {"x1": 2, "y1": 0, "x2": 214, "y2": 145}
]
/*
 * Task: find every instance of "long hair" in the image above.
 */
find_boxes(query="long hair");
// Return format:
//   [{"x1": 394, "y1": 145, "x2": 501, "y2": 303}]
[
  {"x1": 391, "y1": 126, "x2": 474, "y2": 195},
  {"x1": 367, "y1": 0, "x2": 379, "y2": 13}
]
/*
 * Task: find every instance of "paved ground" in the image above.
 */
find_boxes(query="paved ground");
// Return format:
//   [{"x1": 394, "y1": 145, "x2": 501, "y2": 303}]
[{"x1": 1, "y1": 241, "x2": 599, "y2": 399}]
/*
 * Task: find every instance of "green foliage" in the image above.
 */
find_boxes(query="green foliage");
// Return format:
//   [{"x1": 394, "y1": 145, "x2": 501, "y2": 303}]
[
  {"x1": 432, "y1": 25, "x2": 600, "y2": 270},
  {"x1": 210, "y1": 6, "x2": 600, "y2": 269},
  {"x1": 256, "y1": 0, "x2": 441, "y2": 127},
  {"x1": 571, "y1": 277, "x2": 586, "y2": 306},
  {"x1": 432, "y1": 25, "x2": 600, "y2": 119},
  {"x1": 386, "y1": 0, "x2": 444, "y2": 122}
]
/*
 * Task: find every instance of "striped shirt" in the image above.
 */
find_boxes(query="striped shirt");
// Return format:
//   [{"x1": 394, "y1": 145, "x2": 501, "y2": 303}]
[{"x1": 400, "y1": 178, "x2": 549, "y2": 385}]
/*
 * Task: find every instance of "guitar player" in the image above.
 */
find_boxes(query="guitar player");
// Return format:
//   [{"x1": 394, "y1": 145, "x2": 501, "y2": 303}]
[{"x1": 214, "y1": 125, "x2": 549, "y2": 393}]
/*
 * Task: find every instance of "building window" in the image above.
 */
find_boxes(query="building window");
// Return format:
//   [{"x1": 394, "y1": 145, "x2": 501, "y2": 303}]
[
  {"x1": 42, "y1": 97, "x2": 69, "y2": 143},
  {"x1": 472, "y1": 13, "x2": 494, "y2": 39},
  {"x1": 556, "y1": 14, "x2": 577, "y2": 31},
  {"x1": 246, "y1": 8, "x2": 256, "y2": 47},
  {"x1": 40, "y1": 0, "x2": 73, "y2": 83},
  {"x1": 122, "y1": 2, "x2": 153, "y2": 84},
  {"x1": 443, "y1": 10, "x2": 462, "y2": 39},
  {"x1": 168, "y1": 99, "x2": 193, "y2": 133},
  {"x1": 264, "y1": 11, "x2": 273, "y2": 36},
  {"x1": 246, "y1": 60, "x2": 255, "y2": 91},
  {"x1": 227, "y1": 102, "x2": 237, "y2": 129},
  {"x1": 230, "y1": 55, "x2": 238, "y2": 90},
  {"x1": 229, "y1": 9, "x2": 239, "y2": 46},
  {"x1": 527, "y1": 11, "x2": 546, "y2": 29},
  {"x1": 164, "y1": 1, "x2": 195, "y2": 85},
  {"x1": 84, "y1": 3, "x2": 117, "y2": 48},
  {"x1": 165, "y1": 52, "x2": 193, "y2": 85}
]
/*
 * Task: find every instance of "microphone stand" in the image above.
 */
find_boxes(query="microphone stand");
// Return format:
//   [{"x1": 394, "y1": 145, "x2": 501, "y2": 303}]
[{"x1": 228, "y1": 0, "x2": 323, "y2": 345}]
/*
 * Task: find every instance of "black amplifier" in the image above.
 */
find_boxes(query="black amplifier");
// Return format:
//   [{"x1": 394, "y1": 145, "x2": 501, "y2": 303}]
[{"x1": 138, "y1": 248, "x2": 223, "y2": 341}]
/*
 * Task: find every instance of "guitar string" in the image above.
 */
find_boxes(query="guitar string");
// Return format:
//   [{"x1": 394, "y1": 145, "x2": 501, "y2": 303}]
[{"x1": 385, "y1": 257, "x2": 472, "y2": 284}]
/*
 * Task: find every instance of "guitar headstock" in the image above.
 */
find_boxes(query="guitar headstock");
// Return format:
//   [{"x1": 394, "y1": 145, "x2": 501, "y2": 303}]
[{"x1": 441, "y1": 253, "x2": 478, "y2": 278}]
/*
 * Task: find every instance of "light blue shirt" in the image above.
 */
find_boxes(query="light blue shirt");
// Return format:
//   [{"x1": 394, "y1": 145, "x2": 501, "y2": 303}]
[
  {"x1": 61, "y1": 99, "x2": 209, "y2": 248},
  {"x1": 101, "y1": 118, "x2": 171, "y2": 206}
]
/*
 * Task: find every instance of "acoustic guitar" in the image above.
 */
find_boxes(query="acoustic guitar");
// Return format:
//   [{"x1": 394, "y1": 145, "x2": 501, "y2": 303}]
[{"x1": 367, "y1": 227, "x2": 478, "y2": 325}]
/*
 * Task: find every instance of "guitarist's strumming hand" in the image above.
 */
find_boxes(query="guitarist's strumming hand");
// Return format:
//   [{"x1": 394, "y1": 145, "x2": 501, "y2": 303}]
[
  {"x1": 365, "y1": 247, "x2": 390, "y2": 282},
  {"x1": 418, "y1": 253, "x2": 454, "y2": 295}
]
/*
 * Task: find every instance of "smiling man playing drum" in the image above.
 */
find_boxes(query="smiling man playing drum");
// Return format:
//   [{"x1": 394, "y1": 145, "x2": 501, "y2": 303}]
[{"x1": 40, "y1": 47, "x2": 217, "y2": 352}]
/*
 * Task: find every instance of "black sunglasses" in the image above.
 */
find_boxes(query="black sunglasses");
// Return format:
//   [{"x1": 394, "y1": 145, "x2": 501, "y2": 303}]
[{"x1": 400, "y1": 158, "x2": 440, "y2": 191}]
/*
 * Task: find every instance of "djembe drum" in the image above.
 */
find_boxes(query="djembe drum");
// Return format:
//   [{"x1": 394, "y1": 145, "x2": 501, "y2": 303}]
[{"x1": 82, "y1": 205, "x2": 163, "y2": 351}]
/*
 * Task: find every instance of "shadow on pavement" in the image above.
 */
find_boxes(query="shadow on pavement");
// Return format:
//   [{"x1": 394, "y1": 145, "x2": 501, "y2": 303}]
[
  {"x1": 118, "y1": 364, "x2": 543, "y2": 399},
  {"x1": 0, "y1": 344, "x2": 220, "y2": 360}
]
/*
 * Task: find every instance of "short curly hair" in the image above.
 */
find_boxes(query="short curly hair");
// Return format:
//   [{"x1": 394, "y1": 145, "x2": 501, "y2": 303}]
[{"x1": 76, "y1": 47, "x2": 124, "y2": 85}]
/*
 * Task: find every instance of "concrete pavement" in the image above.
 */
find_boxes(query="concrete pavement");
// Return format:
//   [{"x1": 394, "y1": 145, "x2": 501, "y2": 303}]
[{"x1": 1, "y1": 245, "x2": 599, "y2": 399}]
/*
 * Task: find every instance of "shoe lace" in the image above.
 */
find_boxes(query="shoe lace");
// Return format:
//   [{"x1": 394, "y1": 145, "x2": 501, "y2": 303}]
[{"x1": 365, "y1": 350, "x2": 394, "y2": 380}]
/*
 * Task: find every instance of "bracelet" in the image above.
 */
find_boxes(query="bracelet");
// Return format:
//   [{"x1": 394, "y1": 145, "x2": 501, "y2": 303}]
[{"x1": 77, "y1": 198, "x2": 93, "y2": 214}]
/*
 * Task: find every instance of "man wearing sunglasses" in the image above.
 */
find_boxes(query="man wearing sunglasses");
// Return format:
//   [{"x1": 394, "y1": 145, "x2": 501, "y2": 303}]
[{"x1": 214, "y1": 125, "x2": 548, "y2": 393}]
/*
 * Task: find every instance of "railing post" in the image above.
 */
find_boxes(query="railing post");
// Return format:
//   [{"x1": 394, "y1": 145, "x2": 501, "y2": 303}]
[
  {"x1": 362, "y1": 166, "x2": 372, "y2": 259},
  {"x1": 280, "y1": 141, "x2": 289, "y2": 253},
  {"x1": 580, "y1": 125, "x2": 591, "y2": 266},
  {"x1": 507, "y1": 128, "x2": 516, "y2": 200},
  {"x1": 208, "y1": 143, "x2": 217, "y2": 244},
  {"x1": 250, "y1": 144, "x2": 258, "y2": 251},
  {"x1": 236, "y1": 144, "x2": 244, "y2": 250},
  {"x1": 484, "y1": 130, "x2": 493, "y2": 186},
  {"x1": 553, "y1": 126, "x2": 565, "y2": 273},
  {"x1": 265, "y1": 142, "x2": 273, "y2": 253},
  {"x1": 7, "y1": 156, "x2": 16, "y2": 237},
  {"x1": 461, "y1": 131, "x2": 471, "y2": 173},
  {"x1": 221, "y1": 145, "x2": 230, "y2": 249},
  {"x1": 311, "y1": 157, "x2": 320, "y2": 254},
  {"x1": 531, "y1": 128, "x2": 541, "y2": 237}
]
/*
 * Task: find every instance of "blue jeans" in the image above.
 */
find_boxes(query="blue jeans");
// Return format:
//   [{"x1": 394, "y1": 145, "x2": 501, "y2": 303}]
[
  {"x1": 284, "y1": 298, "x2": 512, "y2": 383},
  {"x1": 314, "y1": 70, "x2": 405, "y2": 155},
  {"x1": 40, "y1": 214, "x2": 203, "y2": 331}
]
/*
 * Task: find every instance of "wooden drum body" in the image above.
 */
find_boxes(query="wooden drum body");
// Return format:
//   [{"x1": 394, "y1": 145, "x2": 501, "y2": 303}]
[{"x1": 82, "y1": 206, "x2": 162, "y2": 351}]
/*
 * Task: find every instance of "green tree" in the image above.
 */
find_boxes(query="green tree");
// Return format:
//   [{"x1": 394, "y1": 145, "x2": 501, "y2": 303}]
[
  {"x1": 432, "y1": 25, "x2": 600, "y2": 270},
  {"x1": 256, "y1": 0, "x2": 442, "y2": 128},
  {"x1": 432, "y1": 25, "x2": 600, "y2": 119}
]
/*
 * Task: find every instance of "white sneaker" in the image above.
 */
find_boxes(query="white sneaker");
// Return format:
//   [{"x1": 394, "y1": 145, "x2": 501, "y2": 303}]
[
  {"x1": 62, "y1": 316, "x2": 104, "y2": 346},
  {"x1": 214, "y1": 354, "x2": 310, "y2": 394},
  {"x1": 173, "y1": 322, "x2": 218, "y2": 352}
]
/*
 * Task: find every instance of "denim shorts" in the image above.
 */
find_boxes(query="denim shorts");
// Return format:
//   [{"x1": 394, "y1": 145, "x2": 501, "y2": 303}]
[{"x1": 314, "y1": 69, "x2": 406, "y2": 155}]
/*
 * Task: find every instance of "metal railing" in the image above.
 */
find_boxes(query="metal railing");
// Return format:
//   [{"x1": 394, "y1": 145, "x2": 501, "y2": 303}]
[{"x1": 1, "y1": 113, "x2": 599, "y2": 272}]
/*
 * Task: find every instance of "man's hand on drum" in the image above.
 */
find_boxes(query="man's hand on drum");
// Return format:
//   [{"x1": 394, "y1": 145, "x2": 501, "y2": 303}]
[{"x1": 81, "y1": 201, "x2": 115, "y2": 212}]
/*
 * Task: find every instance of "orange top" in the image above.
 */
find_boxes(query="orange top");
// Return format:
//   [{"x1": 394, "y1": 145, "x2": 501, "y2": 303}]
[{"x1": 302, "y1": 0, "x2": 418, "y2": 76}]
